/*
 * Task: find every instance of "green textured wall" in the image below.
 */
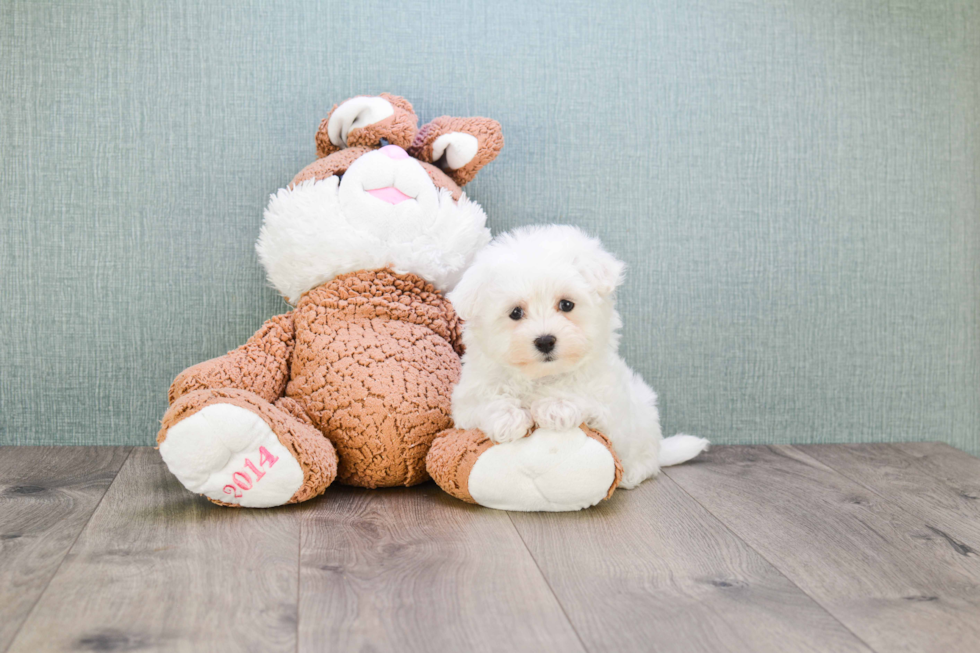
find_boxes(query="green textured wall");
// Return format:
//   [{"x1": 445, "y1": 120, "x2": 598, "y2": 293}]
[{"x1": 2, "y1": 0, "x2": 978, "y2": 452}]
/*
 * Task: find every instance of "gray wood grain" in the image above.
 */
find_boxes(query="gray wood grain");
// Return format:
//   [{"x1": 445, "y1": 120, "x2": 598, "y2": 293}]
[
  {"x1": 509, "y1": 473, "x2": 873, "y2": 653},
  {"x1": 298, "y1": 484, "x2": 586, "y2": 653},
  {"x1": 6, "y1": 447, "x2": 300, "y2": 653},
  {"x1": 0, "y1": 446, "x2": 130, "y2": 652},
  {"x1": 893, "y1": 442, "x2": 980, "y2": 497},
  {"x1": 8, "y1": 443, "x2": 980, "y2": 652},
  {"x1": 801, "y1": 443, "x2": 980, "y2": 550},
  {"x1": 665, "y1": 445, "x2": 980, "y2": 653}
]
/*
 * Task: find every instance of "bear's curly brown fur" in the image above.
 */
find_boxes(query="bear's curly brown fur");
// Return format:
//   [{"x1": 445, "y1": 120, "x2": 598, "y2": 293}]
[
  {"x1": 159, "y1": 269, "x2": 463, "y2": 497},
  {"x1": 288, "y1": 269, "x2": 463, "y2": 487}
]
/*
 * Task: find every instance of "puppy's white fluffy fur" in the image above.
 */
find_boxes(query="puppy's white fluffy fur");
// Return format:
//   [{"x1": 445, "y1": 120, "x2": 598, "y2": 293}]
[{"x1": 449, "y1": 225, "x2": 708, "y2": 488}]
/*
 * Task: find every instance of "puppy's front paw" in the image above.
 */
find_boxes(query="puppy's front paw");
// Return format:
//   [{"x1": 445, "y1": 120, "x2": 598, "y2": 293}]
[
  {"x1": 531, "y1": 398, "x2": 584, "y2": 431},
  {"x1": 484, "y1": 403, "x2": 534, "y2": 444}
]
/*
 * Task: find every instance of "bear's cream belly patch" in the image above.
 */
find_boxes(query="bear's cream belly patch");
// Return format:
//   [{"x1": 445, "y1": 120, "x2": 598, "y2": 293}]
[
  {"x1": 159, "y1": 403, "x2": 304, "y2": 508},
  {"x1": 467, "y1": 427, "x2": 616, "y2": 512}
]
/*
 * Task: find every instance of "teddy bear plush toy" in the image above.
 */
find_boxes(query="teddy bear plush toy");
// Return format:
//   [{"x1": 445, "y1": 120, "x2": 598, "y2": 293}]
[
  {"x1": 158, "y1": 92, "x2": 625, "y2": 510},
  {"x1": 158, "y1": 93, "x2": 503, "y2": 506}
]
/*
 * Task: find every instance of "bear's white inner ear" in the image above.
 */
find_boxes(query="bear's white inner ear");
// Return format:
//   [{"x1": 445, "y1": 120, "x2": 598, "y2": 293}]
[
  {"x1": 432, "y1": 132, "x2": 479, "y2": 170},
  {"x1": 327, "y1": 96, "x2": 395, "y2": 147}
]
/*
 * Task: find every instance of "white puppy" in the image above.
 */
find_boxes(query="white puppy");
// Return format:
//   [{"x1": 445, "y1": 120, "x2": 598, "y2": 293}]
[{"x1": 448, "y1": 225, "x2": 708, "y2": 488}]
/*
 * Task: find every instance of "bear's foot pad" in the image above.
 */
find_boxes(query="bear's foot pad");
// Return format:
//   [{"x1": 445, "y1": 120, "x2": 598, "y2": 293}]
[
  {"x1": 468, "y1": 427, "x2": 617, "y2": 512},
  {"x1": 159, "y1": 403, "x2": 304, "y2": 507}
]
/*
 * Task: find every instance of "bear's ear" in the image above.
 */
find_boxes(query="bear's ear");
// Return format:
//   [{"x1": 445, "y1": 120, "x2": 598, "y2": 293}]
[
  {"x1": 315, "y1": 93, "x2": 418, "y2": 157},
  {"x1": 408, "y1": 117, "x2": 503, "y2": 186}
]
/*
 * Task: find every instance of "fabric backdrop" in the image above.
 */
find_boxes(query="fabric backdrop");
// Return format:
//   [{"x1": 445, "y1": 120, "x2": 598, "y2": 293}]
[{"x1": 2, "y1": 0, "x2": 978, "y2": 453}]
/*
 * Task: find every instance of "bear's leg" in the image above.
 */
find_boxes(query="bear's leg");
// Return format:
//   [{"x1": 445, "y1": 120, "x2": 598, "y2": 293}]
[
  {"x1": 158, "y1": 388, "x2": 337, "y2": 507},
  {"x1": 426, "y1": 426, "x2": 623, "y2": 512}
]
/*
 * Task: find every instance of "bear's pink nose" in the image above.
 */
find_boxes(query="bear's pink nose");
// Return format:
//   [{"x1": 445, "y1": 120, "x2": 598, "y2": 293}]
[{"x1": 380, "y1": 144, "x2": 409, "y2": 160}]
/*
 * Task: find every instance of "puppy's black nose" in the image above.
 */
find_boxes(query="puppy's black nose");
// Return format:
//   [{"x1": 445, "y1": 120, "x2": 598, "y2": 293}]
[{"x1": 534, "y1": 334, "x2": 557, "y2": 354}]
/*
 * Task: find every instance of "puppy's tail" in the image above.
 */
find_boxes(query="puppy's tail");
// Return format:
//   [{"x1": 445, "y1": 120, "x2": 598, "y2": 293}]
[{"x1": 659, "y1": 435, "x2": 710, "y2": 467}]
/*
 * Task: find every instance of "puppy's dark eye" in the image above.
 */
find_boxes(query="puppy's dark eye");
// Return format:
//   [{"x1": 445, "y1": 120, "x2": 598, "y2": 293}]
[
  {"x1": 558, "y1": 299, "x2": 575, "y2": 312},
  {"x1": 509, "y1": 307, "x2": 524, "y2": 320}
]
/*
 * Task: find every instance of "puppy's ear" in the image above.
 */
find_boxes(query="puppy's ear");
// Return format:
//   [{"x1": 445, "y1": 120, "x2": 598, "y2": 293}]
[
  {"x1": 315, "y1": 93, "x2": 418, "y2": 157},
  {"x1": 447, "y1": 266, "x2": 486, "y2": 322},
  {"x1": 574, "y1": 246, "x2": 625, "y2": 298},
  {"x1": 409, "y1": 117, "x2": 503, "y2": 186}
]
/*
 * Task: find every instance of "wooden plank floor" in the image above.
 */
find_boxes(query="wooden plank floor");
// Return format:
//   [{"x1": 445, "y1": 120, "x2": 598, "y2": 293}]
[{"x1": 1, "y1": 444, "x2": 978, "y2": 653}]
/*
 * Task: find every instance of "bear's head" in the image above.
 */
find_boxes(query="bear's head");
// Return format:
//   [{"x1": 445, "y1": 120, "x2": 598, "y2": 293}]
[{"x1": 256, "y1": 93, "x2": 503, "y2": 304}]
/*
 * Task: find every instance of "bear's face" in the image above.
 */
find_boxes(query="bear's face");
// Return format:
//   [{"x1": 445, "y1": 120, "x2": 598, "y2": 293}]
[
  {"x1": 256, "y1": 94, "x2": 503, "y2": 304},
  {"x1": 338, "y1": 145, "x2": 453, "y2": 224}
]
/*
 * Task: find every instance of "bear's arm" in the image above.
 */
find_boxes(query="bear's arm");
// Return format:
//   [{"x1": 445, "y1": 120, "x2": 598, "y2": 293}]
[{"x1": 168, "y1": 313, "x2": 295, "y2": 405}]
